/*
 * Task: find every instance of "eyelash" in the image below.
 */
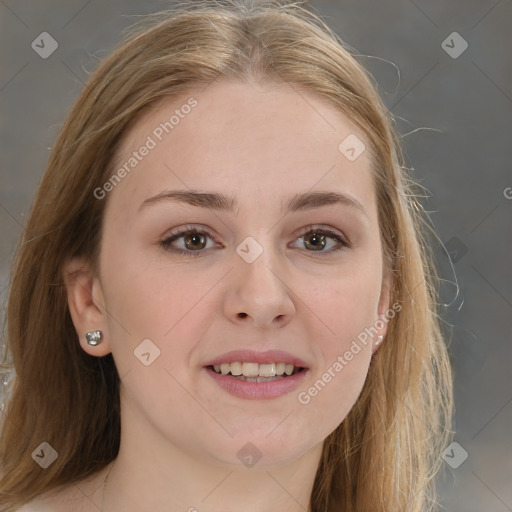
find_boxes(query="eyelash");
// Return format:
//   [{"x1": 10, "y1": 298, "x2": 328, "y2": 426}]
[{"x1": 159, "y1": 224, "x2": 350, "y2": 257}]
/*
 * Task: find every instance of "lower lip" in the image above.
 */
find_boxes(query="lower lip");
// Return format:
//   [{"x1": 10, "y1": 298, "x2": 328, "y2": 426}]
[{"x1": 204, "y1": 367, "x2": 309, "y2": 400}]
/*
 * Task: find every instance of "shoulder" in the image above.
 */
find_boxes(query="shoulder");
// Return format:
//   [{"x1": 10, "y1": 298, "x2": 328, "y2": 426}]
[
  {"x1": 15, "y1": 471, "x2": 107, "y2": 512},
  {"x1": 15, "y1": 494, "x2": 71, "y2": 512},
  {"x1": 16, "y1": 503, "x2": 53, "y2": 512},
  {"x1": 13, "y1": 464, "x2": 111, "y2": 512},
  {"x1": 15, "y1": 492, "x2": 97, "y2": 512}
]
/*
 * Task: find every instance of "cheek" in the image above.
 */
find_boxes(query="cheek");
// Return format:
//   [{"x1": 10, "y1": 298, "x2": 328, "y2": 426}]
[
  {"x1": 295, "y1": 346, "x2": 371, "y2": 441},
  {"x1": 99, "y1": 255, "x2": 227, "y2": 392},
  {"x1": 293, "y1": 259, "x2": 382, "y2": 346},
  {"x1": 99, "y1": 262, "x2": 219, "y2": 450},
  {"x1": 101, "y1": 257, "x2": 220, "y2": 338},
  {"x1": 289, "y1": 264, "x2": 380, "y2": 432}
]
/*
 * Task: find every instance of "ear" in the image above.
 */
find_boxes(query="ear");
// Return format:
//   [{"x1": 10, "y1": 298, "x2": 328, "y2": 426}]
[
  {"x1": 373, "y1": 273, "x2": 393, "y2": 355},
  {"x1": 63, "y1": 257, "x2": 112, "y2": 357}
]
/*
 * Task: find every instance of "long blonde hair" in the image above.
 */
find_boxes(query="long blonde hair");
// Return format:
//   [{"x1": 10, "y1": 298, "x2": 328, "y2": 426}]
[{"x1": 0, "y1": 1, "x2": 453, "y2": 510}]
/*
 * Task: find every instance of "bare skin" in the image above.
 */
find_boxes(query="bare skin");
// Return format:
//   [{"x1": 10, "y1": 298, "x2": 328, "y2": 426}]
[{"x1": 24, "y1": 79, "x2": 390, "y2": 512}]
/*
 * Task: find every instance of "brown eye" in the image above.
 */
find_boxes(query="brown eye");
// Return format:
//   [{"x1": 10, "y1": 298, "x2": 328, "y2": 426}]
[
  {"x1": 160, "y1": 226, "x2": 218, "y2": 256},
  {"x1": 183, "y1": 232, "x2": 207, "y2": 250},
  {"x1": 303, "y1": 232, "x2": 327, "y2": 251},
  {"x1": 291, "y1": 227, "x2": 348, "y2": 254}
]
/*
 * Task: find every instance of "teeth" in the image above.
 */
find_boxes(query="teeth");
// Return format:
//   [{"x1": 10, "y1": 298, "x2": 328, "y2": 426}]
[
  {"x1": 211, "y1": 362, "x2": 301, "y2": 377},
  {"x1": 242, "y1": 362, "x2": 259, "y2": 377},
  {"x1": 230, "y1": 361, "x2": 243, "y2": 375},
  {"x1": 259, "y1": 363, "x2": 276, "y2": 377}
]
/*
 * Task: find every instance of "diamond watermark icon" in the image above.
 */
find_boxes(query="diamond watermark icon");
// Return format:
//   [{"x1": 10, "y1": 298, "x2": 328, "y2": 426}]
[
  {"x1": 236, "y1": 442, "x2": 263, "y2": 468},
  {"x1": 134, "y1": 338, "x2": 161, "y2": 366},
  {"x1": 338, "y1": 134, "x2": 366, "y2": 161},
  {"x1": 442, "y1": 32, "x2": 468, "y2": 59},
  {"x1": 31, "y1": 32, "x2": 58, "y2": 59},
  {"x1": 441, "y1": 441, "x2": 468, "y2": 469},
  {"x1": 31, "y1": 442, "x2": 58, "y2": 469},
  {"x1": 236, "y1": 236, "x2": 263, "y2": 264},
  {"x1": 444, "y1": 236, "x2": 468, "y2": 264}
]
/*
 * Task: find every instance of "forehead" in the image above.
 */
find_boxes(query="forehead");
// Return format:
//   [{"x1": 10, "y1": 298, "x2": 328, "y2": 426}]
[{"x1": 105, "y1": 79, "x2": 376, "y2": 220}]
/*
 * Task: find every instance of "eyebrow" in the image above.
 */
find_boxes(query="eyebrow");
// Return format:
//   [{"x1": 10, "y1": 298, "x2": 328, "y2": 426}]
[{"x1": 138, "y1": 190, "x2": 368, "y2": 218}]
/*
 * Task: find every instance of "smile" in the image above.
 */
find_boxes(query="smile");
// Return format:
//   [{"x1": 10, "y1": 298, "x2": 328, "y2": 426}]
[
  {"x1": 203, "y1": 350, "x2": 309, "y2": 399},
  {"x1": 210, "y1": 361, "x2": 301, "y2": 379}
]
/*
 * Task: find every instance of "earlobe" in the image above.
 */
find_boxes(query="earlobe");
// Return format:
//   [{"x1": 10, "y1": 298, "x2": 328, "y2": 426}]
[{"x1": 63, "y1": 258, "x2": 112, "y2": 357}]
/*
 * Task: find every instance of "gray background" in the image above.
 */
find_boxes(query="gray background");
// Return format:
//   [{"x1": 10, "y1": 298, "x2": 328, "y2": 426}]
[{"x1": 1, "y1": 1, "x2": 511, "y2": 511}]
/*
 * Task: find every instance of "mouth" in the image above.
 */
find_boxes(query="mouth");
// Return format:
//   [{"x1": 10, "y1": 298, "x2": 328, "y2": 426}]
[
  {"x1": 202, "y1": 350, "x2": 309, "y2": 399},
  {"x1": 206, "y1": 362, "x2": 305, "y2": 382}
]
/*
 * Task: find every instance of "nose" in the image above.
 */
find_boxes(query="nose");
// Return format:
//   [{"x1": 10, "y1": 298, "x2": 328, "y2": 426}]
[{"x1": 223, "y1": 243, "x2": 296, "y2": 329}]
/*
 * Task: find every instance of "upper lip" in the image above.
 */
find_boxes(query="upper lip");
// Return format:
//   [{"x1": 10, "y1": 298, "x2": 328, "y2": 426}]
[{"x1": 203, "y1": 349, "x2": 309, "y2": 368}]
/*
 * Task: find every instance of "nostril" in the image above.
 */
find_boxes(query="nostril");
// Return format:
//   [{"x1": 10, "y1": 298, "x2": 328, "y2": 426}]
[{"x1": 238, "y1": 312, "x2": 248, "y2": 318}]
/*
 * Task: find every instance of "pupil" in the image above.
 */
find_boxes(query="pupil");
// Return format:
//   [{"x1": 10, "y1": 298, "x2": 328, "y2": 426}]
[
  {"x1": 185, "y1": 233, "x2": 206, "y2": 250},
  {"x1": 305, "y1": 233, "x2": 325, "y2": 251}
]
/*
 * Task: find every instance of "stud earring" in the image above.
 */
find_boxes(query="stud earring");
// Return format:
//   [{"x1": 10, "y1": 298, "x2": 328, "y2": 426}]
[
  {"x1": 85, "y1": 330, "x2": 103, "y2": 346},
  {"x1": 375, "y1": 335, "x2": 383, "y2": 346}
]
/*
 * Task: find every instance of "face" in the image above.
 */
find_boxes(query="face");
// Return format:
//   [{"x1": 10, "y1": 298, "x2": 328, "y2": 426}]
[{"x1": 78, "y1": 79, "x2": 390, "y2": 468}]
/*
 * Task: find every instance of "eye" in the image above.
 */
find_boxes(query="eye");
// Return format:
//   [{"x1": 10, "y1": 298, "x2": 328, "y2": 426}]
[
  {"x1": 159, "y1": 224, "x2": 349, "y2": 257},
  {"x1": 159, "y1": 225, "x2": 219, "y2": 256},
  {"x1": 291, "y1": 226, "x2": 349, "y2": 253}
]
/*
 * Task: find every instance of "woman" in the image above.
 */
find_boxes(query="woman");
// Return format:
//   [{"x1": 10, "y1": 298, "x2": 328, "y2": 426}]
[{"x1": 0, "y1": 1, "x2": 453, "y2": 510}]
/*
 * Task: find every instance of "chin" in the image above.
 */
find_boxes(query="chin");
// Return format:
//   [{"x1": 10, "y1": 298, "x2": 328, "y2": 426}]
[{"x1": 205, "y1": 426, "x2": 320, "y2": 469}]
